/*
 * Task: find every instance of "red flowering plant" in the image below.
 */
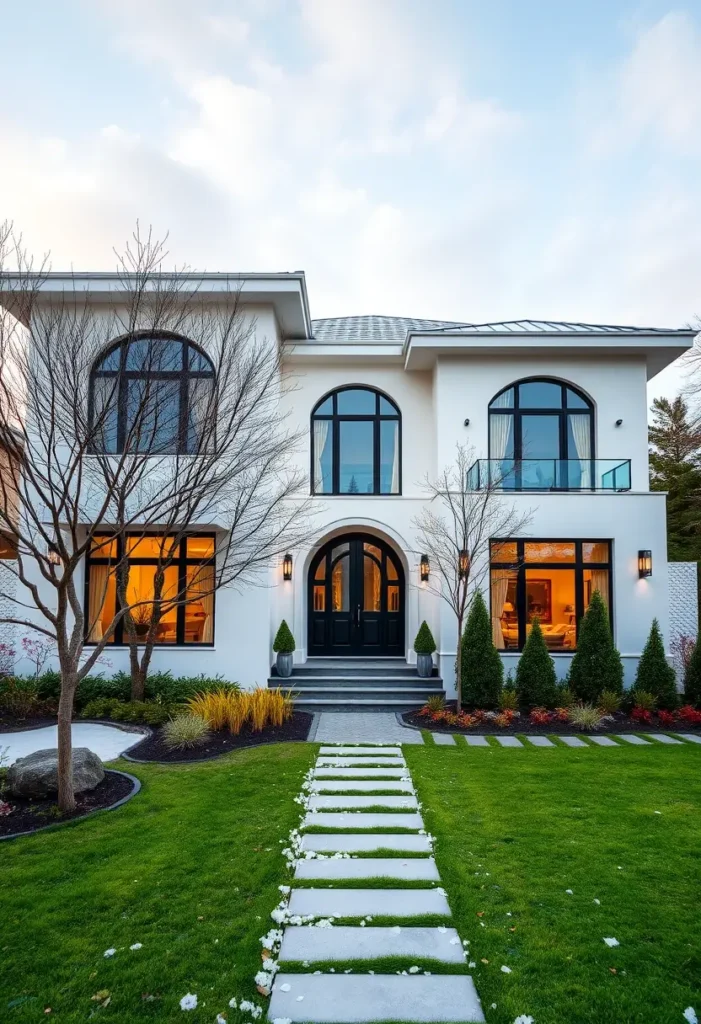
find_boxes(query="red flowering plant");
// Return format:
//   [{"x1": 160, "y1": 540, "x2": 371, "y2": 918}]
[
  {"x1": 554, "y1": 707, "x2": 570, "y2": 723},
  {"x1": 657, "y1": 709, "x2": 677, "y2": 727},
  {"x1": 631, "y1": 706, "x2": 653, "y2": 724},
  {"x1": 493, "y1": 709, "x2": 516, "y2": 728},
  {"x1": 456, "y1": 712, "x2": 476, "y2": 729},
  {"x1": 529, "y1": 707, "x2": 552, "y2": 725},
  {"x1": 678, "y1": 705, "x2": 701, "y2": 725}
]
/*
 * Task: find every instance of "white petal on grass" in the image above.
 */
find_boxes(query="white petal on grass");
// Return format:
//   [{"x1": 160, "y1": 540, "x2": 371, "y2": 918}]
[
  {"x1": 501, "y1": 965, "x2": 512, "y2": 973},
  {"x1": 229, "y1": 999, "x2": 238, "y2": 1009},
  {"x1": 129, "y1": 943, "x2": 142, "y2": 951},
  {"x1": 409, "y1": 966, "x2": 420, "y2": 974},
  {"x1": 683, "y1": 1009, "x2": 698, "y2": 1024},
  {"x1": 180, "y1": 993, "x2": 198, "y2": 1011},
  {"x1": 593, "y1": 899, "x2": 600, "y2": 905},
  {"x1": 103, "y1": 948, "x2": 116, "y2": 958},
  {"x1": 603, "y1": 937, "x2": 619, "y2": 947},
  {"x1": 514, "y1": 1017, "x2": 535, "y2": 1024},
  {"x1": 565, "y1": 889, "x2": 573, "y2": 895},
  {"x1": 217, "y1": 1016, "x2": 227, "y2": 1024}
]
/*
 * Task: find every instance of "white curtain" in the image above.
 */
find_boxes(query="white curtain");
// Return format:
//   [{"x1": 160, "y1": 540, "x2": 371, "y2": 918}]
[
  {"x1": 590, "y1": 570, "x2": 609, "y2": 610},
  {"x1": 189, "y1": 563, "x2": 214, "y2": 642},
  {"x1": 569, "y1": 414, "x2": 592, "y2": 488},
  {"x1": 313, "y1": 419, "x2": 330, "y2": 493},
  {"x1": 490, "y1": 415, "x2": 512, "y2": 460},
  {"x1": 390, "y1": 421, "x2": 400, "y2": 493},
  {"x1": 491, "y1": 571, "x2": 510, "y2": 649},
  {"x1": 88, "y1": 565, "x2": 109, "y2": 641}
]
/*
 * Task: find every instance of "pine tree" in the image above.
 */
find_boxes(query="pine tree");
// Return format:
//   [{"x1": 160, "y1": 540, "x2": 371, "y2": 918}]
[
  {"x1": 515, "y1": 618, "x2": 558, "y2": 709},
  {"x1": 568, "y1": 591, "x2": 623, "y2": 702},
  {"x1": 633, "y1": 618, "x2": 678, "y2": 709},
  {"x1": 683, "y1": 637, "x2": 701, "y2": 707},
  {"x1": 347, "y1": 475, "x2": 359, "y2": 494},
  {"x1": 273, "y1": 619, "x2": 295, "y2": 654},
  {"x1": 460, "y1": 591, "x2": 503, "y2": 708}
]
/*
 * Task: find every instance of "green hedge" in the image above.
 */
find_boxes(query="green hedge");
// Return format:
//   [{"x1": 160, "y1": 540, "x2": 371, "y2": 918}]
[{"x1": 3, "y1": 670, "x2": 234, "y2": 711}]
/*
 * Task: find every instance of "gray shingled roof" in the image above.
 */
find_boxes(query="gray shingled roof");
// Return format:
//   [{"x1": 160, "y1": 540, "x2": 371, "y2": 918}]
[{"x1": 311, "y1": 315, "x2": 686, "y2": 342}]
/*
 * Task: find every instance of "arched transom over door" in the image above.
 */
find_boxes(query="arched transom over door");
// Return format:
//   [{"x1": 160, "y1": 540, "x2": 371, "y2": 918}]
[{"x1": 308, "y1": 533, "x2": 405, "y2": 656}]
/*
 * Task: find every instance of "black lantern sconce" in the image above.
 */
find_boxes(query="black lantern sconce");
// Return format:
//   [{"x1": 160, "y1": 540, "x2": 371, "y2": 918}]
[
  {"x1": 283, "y1": 553, "x2": 293, "y2": 581},
  {"x1": 638, "y1": 550, "x2": 652, "y2": 579},
  {"x1": 420, "y1": 554, "x2": 430, "y2": 582},
  {"x1": 458, "y1": 549, "x2": 470, "y2": 579}
]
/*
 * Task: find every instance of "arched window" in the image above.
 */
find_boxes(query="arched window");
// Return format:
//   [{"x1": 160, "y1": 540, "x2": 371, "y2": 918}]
[
  {"x1": 488, "y1": 378, "x2": 594, "y2": 489},
  {"x1": 90, "y1": 334, "x2": 214, "y2": 455},
  {"x1": 311, "y1": 387, "x2": 401, "y2": 495}
]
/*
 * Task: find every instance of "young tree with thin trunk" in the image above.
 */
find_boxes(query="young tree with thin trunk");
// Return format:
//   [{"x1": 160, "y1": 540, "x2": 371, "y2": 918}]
[
  {"x1": 0, "y1": 222, "x2": 311, "y2": 810},
  {"x1": 412, "y1": 444, "x2": 532, "y2": 712}
]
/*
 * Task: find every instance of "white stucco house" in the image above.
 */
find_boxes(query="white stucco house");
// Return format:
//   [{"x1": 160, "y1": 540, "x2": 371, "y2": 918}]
[{"x1": 1, "y1": 271, "x2": 697, "y2": 708}]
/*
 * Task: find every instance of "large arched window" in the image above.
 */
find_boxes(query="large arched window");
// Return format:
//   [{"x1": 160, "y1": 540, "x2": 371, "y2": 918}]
[
  {"x1": 488, "y1": 378, "x2": 594, "y2": 490},
  {"x1": 90, "y1": 334, "x2": 214, "y2": 455},
  {"x1": 311, "y1": 387, "x2": 401, "y2": 495}
]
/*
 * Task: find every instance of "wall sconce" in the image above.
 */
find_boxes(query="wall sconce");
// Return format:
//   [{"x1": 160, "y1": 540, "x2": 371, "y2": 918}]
[
  {"x1": 458, "y1": 549, "x2": 470, "y2": 579},
  {"x1": 420, "y1": 554, "x2": 430, "y2": 582},
  {"x1": 48, "y1": 544, "x2": 62, "y2": 566},
  {"x1": 283, "y1": 552, "x2": 293, "y2": 581},
  {"x1": 638, "y1": 550, "x2": 652, "y2": 579}
]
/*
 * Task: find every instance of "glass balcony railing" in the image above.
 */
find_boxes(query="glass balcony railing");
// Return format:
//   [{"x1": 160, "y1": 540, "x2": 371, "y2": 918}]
[{"x1": 466, "y1": 459, "x2": 632, "y2": 492}]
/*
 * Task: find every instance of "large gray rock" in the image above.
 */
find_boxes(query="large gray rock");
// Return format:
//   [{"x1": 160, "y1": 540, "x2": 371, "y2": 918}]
[{"x1": 7, "y1": 747, "x2": 105, "y2": 798}]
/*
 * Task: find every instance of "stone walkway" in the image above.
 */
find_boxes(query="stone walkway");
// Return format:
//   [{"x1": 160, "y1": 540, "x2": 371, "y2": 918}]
[
  {"x1": 312, "y1": 712, "x2": 424, "y2": 744},
  {"x1": 268, "y1": 744, "x2": 484, "y2": 1023},
  {"x1": 425, "y1": 732, "x2": 701, "y2": 747}
]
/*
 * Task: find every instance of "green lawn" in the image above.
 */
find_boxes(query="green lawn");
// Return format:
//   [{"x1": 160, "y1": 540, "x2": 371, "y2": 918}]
[
  {"x1": 405, "y1": 739, "x2": 701, "y2": 1024},
  {"x1": 0, "y1": 744, "x2": 316, "y2": 1022},
  {"x1": 1, "y1": 739, "x2": 700, "y2": 1024}
]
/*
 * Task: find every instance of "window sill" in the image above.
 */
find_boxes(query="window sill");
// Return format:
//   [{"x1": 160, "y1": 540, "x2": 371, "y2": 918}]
[{"x1": 84, "y1": 644, "x2": 215, "y2": 650}]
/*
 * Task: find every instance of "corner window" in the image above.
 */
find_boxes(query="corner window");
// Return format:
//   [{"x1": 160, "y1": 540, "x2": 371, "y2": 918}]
[
  {"x1": 490, "y1": 539, "x2": 611, "y2": 652},
  {"x1": 311, "y1": 387, "x2": 401, "y2": 495},
  {"x1": 488, "y1": 379, "x2": 594, "y2": 489},
  {"x1": 85, "y1": 532, "x2": 215, "y2": 645},
  {"x1": 89, "y1": 334, "x2": 214, "y2": 455}
]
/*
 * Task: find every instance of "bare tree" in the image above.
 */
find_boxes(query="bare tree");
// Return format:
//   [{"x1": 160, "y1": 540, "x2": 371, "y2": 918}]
[
  {"x1": 412, "y1": 444, "x2": 532, "y2": 711},
  {"x1": 0, "y1": 223, "x2": 311, "y2": 810}
]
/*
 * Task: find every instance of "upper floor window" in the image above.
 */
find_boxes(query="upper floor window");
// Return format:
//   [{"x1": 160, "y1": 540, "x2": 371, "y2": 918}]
[
  {"x1": 311, "y1": 387, "x2": 401, "y2": 495},
  {"x1": 90, "y1": 334, "x2": 214, "y2": 455},
  {"x1": 489, "y1": 378, "x2": 594, "y2": 489}
]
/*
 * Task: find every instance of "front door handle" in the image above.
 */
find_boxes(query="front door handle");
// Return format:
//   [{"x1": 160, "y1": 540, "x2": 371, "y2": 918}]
[{"x1": 356, "y1": 604, "x2": 361, "y2": 628}]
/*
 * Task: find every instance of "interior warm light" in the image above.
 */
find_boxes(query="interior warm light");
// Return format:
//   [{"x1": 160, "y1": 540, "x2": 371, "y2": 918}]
[{"x1": 638, "y1": 550, "x2": 652, "y2": 579}]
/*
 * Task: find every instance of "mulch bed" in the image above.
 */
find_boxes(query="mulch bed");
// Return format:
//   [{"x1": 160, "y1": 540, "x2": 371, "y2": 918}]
[
  {"x1": 124, "y1": 711, "x2": 314, "y2": 762},
  {"x1": 0, "y1": 770, "x2": 135, "y2": 839},
  {"x1": 0, "y1": 714, "x2": 61, "y2": 733},
  {"x1": 403, "y1": 705, "x2": 701, "y2": 736}
]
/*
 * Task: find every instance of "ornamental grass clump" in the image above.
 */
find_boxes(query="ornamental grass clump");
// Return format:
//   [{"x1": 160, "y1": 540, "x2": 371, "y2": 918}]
[
  {"x1": 515, "y1": 618, "x2": 558, "y2": 710},
  {"x1": 568, "y1": 591, "x2": 623, "y2": 703},
  {"x1": 633, "y1": 618, "x2": 678, "y2": 710},
  {"x1": 499, "y1": 688, "x2": 519, "y2": 711},
  {"x1": 568, "y1": 702, "x2": 606, "y2": 730},
  {"x1": 461, "y1": 591, "x2": 504, "y2": 709},
  {"x1": 187, "y1": 688, "x2": 243, "y2": 732},
  {"x1": 426, "y1": 694, "x2": 446, "y2": 713},
  {"x1": 598, "y1": 690, "x2": 622, "y2": 715},
  {"x1": 162, "y1": 714, "x2": 211, "y2": 750}
]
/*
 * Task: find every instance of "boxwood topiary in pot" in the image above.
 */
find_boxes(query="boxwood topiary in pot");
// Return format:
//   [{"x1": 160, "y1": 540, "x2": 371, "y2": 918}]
[
  {"x1": 273, "y1": 620, "x2": 296, "y2": 678},
  {"x1": 414, "y1": 621, "x2": 436, "y2": 677}
]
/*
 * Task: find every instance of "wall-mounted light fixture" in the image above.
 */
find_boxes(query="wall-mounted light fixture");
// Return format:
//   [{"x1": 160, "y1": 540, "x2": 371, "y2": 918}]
[
  {"x1": 283, "y1": 552, "x2": 293, "y2": 581},
  {"x1": 463, "y1": 418, "x2": 470, "y2": 427},
  {"x1": 638, "y1": 550, "x2": 652, "y2": 579},
  {"x1": 458, "y1": 549, "x2": 470, "y2": 579},
  {"x1": 615, "y1": 418, "x2": 623, "y2": 427},
  {"x1": 420, "y1": 554, "x2": 430, "y2": 582}
]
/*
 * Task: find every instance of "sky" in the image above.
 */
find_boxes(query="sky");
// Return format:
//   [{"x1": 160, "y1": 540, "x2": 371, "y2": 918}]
[{"x1": 1, "y1": 0, "x2": 700, "y2": 403}]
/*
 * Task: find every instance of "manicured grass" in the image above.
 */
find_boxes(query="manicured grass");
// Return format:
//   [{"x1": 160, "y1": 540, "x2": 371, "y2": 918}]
[
  {"x1": 0, "y1": 744, "x2": 315, "y2": 1022},
  {"x1": 404, "y1": 742, "x2": 701, "y2": 1024}
]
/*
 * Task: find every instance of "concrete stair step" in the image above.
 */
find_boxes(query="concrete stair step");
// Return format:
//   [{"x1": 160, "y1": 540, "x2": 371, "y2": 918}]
[
  {"x1": 300, "y1": 833, "x2": 433, "y2": 854},
  {"x1": 316, "y1": 756, "x2": 406, "y2": 766},
  {"x1": 308, "y1": 795, "x2": 418, "y2": 811},
  {"x1": 303, "y1": 811, "x2": 423, "y2": 830},
  {"x1": 310, "y1": 780, "x2": 414, "y2": 793},
  {"x1": 279, "y1": 925, "x2": 466, "y2": 963},
  {"x1": 268, "y1": 974, "x2": 485, "y2": 1022},
  {"x1": 294, "y1": 698, "x2": 432, "y2": 708},
  {"x1": 287, "y1": 887, "x2": 451, "y2": 919},
  {"x1": 319, "y1": 746, "x2": 402, "y2": 756},
  {"x1": 294, "y1": 856, "x2": 439, "y2": 882},
  {"x1": 313, "y1": 767, "x2": 409, "y2": 779}
]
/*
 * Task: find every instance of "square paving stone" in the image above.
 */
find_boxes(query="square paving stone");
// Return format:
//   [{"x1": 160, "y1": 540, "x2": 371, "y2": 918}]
[
  {"x1": 464, "y1": 735, "x2": 489, "y2": 746},
  {"x1": 287, "y1": 887, "x2": 451, "y2": 919},
  {"x1": 616, "y1": 735, "x2": 651, "y2": 744},
  {"x1": 646, "y1": 734, "x2": 683, "y2": 744},
  {"x1": 588, "y1": 736, "x2": 619, "y2": 746},
  {"x1": 431, "y1": 733, "x2": 456, "y2": 745},
  {"x1": 560, "y1": 736, "x2": 587, "y2": 747},
  {"x1": 494, "y1": 736, "x2": 523, "y2": 747},
  {"x1": 676, "y1": 733, "x2": 701, "y2": 744},
  {"x1": 279, "y1": 925, "x2": 466, "y2": 964},
  {"x1": 294, "y1": 856, "x2": 440, "y2": 882},
  {"x1": 313, "y1": 766, "x2": 409, "y2": 778},
  {"x1": 527, "y1": 736, "x2": 555, "y2": 747},
  {"x1": 268, "y1": 974, "x2": 485, "y2": 1023}
]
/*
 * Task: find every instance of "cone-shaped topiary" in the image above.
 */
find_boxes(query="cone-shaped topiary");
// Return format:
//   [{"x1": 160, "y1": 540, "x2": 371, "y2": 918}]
[
  {"x1": 633, "y1": 618, "x2": 677, "y2": 709},
  {"x1": 568, "y1": 591, "x2": 623, "y2": 702},
  {"x1": 461, "y1": 591, "x2": 504, "y2": 709},
  {"x1": 515, "y1": 618, "x2": 558, "y2": 710},
  {"x1": 683, "y1": 638, "x2": 701, "y2": 707},
  {"x1": 414, "y1": 621, "x2": 437, "y2": 655},
  {"x1": 272, "y1": 619, "x2": 295, "y2": 654}
]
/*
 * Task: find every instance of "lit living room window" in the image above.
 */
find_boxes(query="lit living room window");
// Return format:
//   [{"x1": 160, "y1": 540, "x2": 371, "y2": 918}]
[
  {"x1": 490, "y1": 539, "x2": 611, "y2": 651},
  {"x1": 86, "y1": 533, "x2": 215, "y2": 645}
]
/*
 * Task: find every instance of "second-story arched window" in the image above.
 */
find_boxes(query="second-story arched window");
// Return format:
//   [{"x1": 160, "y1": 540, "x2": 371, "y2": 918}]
[
  {"x1": 311, "y1": 386, "x2": 401, "y2": 495},
  {"x1": 90, "y1": 334, "x2": 214, "y2": 455},
  {"x1": 489, "y1": 378, "x2": 594, "y2": 489}
]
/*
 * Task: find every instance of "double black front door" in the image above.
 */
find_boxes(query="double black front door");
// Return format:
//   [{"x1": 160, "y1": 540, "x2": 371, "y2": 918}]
[{"x1": 308, "y1": 533, "x2": 405, "y2": 656}]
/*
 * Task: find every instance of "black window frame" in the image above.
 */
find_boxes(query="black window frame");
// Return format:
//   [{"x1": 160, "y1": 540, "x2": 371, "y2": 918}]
[
  {"x1": 310, "y1": 386, "x2": 402, "y2": 496},
  {"x1": 84, "y1": 531, "x2": 216, "y2": 646},
  {"x1": 489, "y1": 538, "x2": 613, "y2": 652},
  {"x1": 88, "y1": 332, "x2": 215, "y2": 455},
  {"x1": 488, "y1": 378, "x2": 595, "y2": 474}
]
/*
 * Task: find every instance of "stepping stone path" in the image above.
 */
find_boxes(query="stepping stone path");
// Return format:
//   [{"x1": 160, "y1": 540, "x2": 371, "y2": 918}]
[
  {"x1": 560, "y1": 736, "x2": 587, "y2": 747},
  {"x1": 432, "y1": 733, "x2": 456, "y2": 745},
  {"x1": 588, "y1": 736, "x2": 619, "y2": 746},
  {"x1": 268, "y1": 744, "x2": 485, "y2": 1023},
  {"x1": 527, "y1": 735, "x2": 555, "y2": 747}
]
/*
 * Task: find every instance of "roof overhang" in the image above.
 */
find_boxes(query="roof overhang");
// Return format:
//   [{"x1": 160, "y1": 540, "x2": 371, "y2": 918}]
[
  {"x1": 403, "y1": 329, "x2": 698, "y2": 379},
  {"x1": 0, "y1": 271, "x2": 313, "y2": 340},
  {"x1": 283, "y1": 342, "x2": 404, "y2": 365}
]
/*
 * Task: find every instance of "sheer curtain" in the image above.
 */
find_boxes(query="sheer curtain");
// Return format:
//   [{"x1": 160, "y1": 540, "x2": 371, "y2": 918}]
[
  {"x1": 490, "y1": 571, "x2": 510, "y2": 649},
  {"x1": 589, "y1": 570, "x2": 609, "y2": 609},
  {"x1": 569, "y1": 414, "x2": 592, "y2": 487},
  {"x1": 189, "y1": 564, "x2": 214, "y2": 642},
  {"x1": 88, "y1": 565, "x2": 108, "y2": 641},
  {"x1": 390, "y1": 421, "x2": 399, "y2": 493},
  {"x1": 313, "y1": 420, "x2": 330, "y2": 493},
  {"x1": 489, "y1": 415, "x2": 513, "y2": 487}
]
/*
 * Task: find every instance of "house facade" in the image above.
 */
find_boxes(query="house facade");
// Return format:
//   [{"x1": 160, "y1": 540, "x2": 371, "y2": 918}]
[{"x1": 3, "y1": 273, "x2": 697, "y2": 702}]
